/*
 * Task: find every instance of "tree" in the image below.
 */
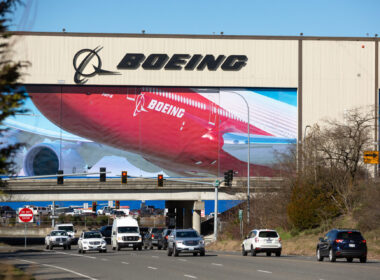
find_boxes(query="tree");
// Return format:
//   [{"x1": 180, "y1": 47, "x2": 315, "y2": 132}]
[
  {"x1": 0, "y1": 0, "x2": 28, "y2": 185},
  {"x1": 303, "y1": 107, "x2": 375, "y2": 214}
]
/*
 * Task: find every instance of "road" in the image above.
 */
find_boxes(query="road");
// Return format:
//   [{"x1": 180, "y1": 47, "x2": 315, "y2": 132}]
[{"x1": 1, "y1": 245, "x2": 379, "y2": 280}]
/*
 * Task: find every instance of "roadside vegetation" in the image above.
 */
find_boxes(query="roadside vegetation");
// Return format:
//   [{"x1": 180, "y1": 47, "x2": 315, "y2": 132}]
[{"x1": 211, "y1": 107, "x2": 380, "y2": 259}]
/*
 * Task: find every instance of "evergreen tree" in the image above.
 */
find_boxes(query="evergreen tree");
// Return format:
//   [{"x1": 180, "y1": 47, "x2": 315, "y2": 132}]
[{"x1": 0, "y1": 0, "x2": 28, "y2": 185}]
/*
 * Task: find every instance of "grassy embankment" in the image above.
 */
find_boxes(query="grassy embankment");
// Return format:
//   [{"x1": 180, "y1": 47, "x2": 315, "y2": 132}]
[{"x1": 207, "y1": 215, "x2": 380, "y2": 259}]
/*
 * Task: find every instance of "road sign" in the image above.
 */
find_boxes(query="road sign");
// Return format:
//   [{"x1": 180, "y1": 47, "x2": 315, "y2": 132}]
[
  {"x1": 364, "y1": 151, "x2": 379, "y2": 164},
  {"x1": 18, "y1": 208, "x2": 33, "y2": 223},
  {"x1": 238, "y1": 209, "x2": 243, "y2": 220}
]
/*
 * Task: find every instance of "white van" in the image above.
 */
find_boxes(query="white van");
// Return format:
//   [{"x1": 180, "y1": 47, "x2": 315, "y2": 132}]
[
  {"x1": 111, "y1": 217, "x2": 142, "y2": 251},
  {"x1": 54, "y1": 223, "x2": 76, "y2": 240}
]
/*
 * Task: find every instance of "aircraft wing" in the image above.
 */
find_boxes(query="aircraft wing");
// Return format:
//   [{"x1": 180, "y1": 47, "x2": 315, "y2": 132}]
[{"x1": 222, "y1": 133, "x2": 296, "y2": 166}]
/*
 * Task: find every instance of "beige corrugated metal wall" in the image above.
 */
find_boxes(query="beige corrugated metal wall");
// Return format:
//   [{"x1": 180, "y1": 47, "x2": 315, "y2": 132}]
[
  {"x1": 10, "y1": 33, "x2": 380, "y2": 138},
  {"x1": 302, "y1": 40, "x2": 375, "y2": 127}
]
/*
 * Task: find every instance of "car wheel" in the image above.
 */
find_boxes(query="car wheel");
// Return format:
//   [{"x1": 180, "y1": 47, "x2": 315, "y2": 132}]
[
  {"x1": 173, "y1": 246, "x2": 179, "y2": 257},
  {"x1": 144, "y1": 245, "x2": 147, "y2": 249},
  {"x1": 347, "y1": 257, "x2": 353, "y2": 262},
  {"x1": 103, "y1": 249, "x2": 107, "y2": 253},
  {"x1": 360, "y1": 256, "x2": 367, "y2": 263},
  {"x1": 63, "y1": 245, "x2": 67, "y2": 250},
  {"x1": 133, "y1": 247, "x2": 136, "y2": 251},
  {"x1": 276, "y1": 251, "x2": 281, "y2": 257},
  {"x1": 328, "y1": 248, "x2": 336, "y2": 262},
  {"x1": 45, "y1": 244, "x2": 49, "y2": 250},
  {"x1": 316, "y1": 248, "x2": 323, "y2": 261},
  {"x1": 49, "y1": 244, "x2": 53, "y2": 250},
  {"x1": 112, "y1": 246, "x2": 115, "y2": 250},
  {"x1": 68, "y1": 245, "x2": 71, "y2": 250},
  {"x1": 200, "y1": 250, "x2": 205, "y2": 256},
  {"x1": 158, "y1": 246, "x2": 162, "y2": 250},
  {"x1": 82, "y1": 250, "x2": 86, "y2": 254},
  {"x1": 78, "y1": 248, "x2": 81, "y2": 253},
  {"x1": 99, "y1": 250, "x2": 102, "y2": 253},
  {"x1": 242, "y1": 245, "x2": 247, "y2": 256},
  {"x1": 138, "y1": 246, "x2": 142, "y2": 251},
  {"x1": 266, "y1": 252, "x2": 271, "y2": 257},
  {"x1": 251, "y1": 246, "x2": 256, "y2": 256},
  {"x1": 167, "y1": 247, "x2": 172, "y2": 256}
]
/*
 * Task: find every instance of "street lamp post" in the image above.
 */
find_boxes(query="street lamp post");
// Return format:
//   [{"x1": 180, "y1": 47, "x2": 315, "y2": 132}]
[{"x1": 225, "y1": 91, "x2": 250, "y2": 225}]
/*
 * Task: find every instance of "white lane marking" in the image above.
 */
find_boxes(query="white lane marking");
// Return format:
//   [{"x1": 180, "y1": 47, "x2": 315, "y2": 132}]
[
  {"x1": 42, "y1": 263, "x2": 98, "y2": 280},
  {"x1": 147, "y1": 266, "x2": 158, "y2": 270},
  {"x1": 184, "y1": 275, "x2": 198, "y2": 279},
  {"x1": 15, "y1": 258, "x2": 97, "y2": 280},
  {"x1": 258, "y1": 270, "x2": 272, "y2": 274},
  {"x1": 101, "y1": 258, "x2": 108, "y2": 261},
  {"x1": 152, "y1": 255, "x2": 159, "y2": 258},
  {"x1": 122, "y1": 261, "x2": 129, "y2": 264},
  {"x1": 15, "y1": 258, "x2": 37, "y2": 264},
  {"x1": 178, "y1": 258, "x2": 187, "y2": 262},
  {"x1": 212, "y1": 263, "x2": 223, "y2": 266}
]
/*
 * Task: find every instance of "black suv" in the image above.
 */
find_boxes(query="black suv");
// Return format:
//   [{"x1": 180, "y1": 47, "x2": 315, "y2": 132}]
[
  {"x1": 316, "y1": 229, "x2": 367, "y2": 263},
  {"x1": 157, "y1": 229, "x2": 172, "y2": 250},
  {"x1": 143, "y1": 228, "x2": 165, "y2": 249},
  {"x1": 99, "y1": 225, "x2": 112, "y2": 244}
]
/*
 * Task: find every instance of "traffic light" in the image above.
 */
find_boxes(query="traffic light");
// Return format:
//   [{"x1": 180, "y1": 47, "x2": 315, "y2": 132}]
[
  {"x1": 157, "y1": 174, "x2": 164, "y2": 187},
  {"x1": 121, "y1": 171, "x2": 127, "y2": 184},
  {"x1": 115, "y1": 200, "x2": 120, "y2": 209},
  {"x1": 228, "y1": 169, "x2": 234, "y2": 182},
  {"x1": 224, "y1": 171, "x2": 230, "y2": 186},
  {"x1": 92, "y1": 201, "x2": 97, "y2": 212},
  {"x1": 57, "y1": 170, "x2": 64, "y2": 185},
  {"x1": 100, "y1": 167, "x2": 106, "y2": 182}
]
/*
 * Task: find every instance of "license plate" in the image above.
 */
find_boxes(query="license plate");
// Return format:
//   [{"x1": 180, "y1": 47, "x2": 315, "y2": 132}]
[
  {"x1": 128, "y1": 244, "x2": 133, "y2": 247},
  {"x1": 189, "y1": 247, "x2": 194, "y2": 251},
  {"x1": 349, "y1": 244, "x2": 355, "y2": 248},
  {"x1": 266, "y1": 240, "x2": 272, "y2": 243},
  {"x1": 59, "y1": 243, "x2": 63, "y2": 245}
]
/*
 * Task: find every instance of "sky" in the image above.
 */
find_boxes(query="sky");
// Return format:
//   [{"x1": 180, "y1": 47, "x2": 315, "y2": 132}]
[
  {"x1": 9, "y1": 0, "x2": 380, "y2": 37},
  {"x1": 2, "y1": 0, "x2": 377, "y2": 214}
]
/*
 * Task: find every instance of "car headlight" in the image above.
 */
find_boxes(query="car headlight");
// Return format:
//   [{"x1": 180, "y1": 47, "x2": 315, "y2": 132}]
[
  {"x1": 102, "y1": 240, "x2": 106, "y2": 244},
  {"x1": 117, "y1": 236, "x2": 122, "y2": 241},
  {"x1": 82, "y1": 240, "x2": 88, "y2": 244},
  {"x1": 176, "y1": 241, "x2": 183, "y2": 245},
  {"x1": 138, "y1": 236, "x2": 142, "y2": 242},
  {"x1": 199, "y1": 240, "x2": 205, "y2": 245}
]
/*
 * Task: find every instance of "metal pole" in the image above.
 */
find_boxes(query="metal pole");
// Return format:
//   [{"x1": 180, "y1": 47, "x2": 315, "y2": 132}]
[
  {"x1": 227, "y1": 91, "x2": 251, "y2": 225},
  {"x1": 214, "y1": 184, "x2": 219, "y2": 241},
  {"x1": 52, "y1": 201, "x2": 55, "y2": 228},
  {"x1": 24, "y1": 223, "x2": 27, "y2": 248}
]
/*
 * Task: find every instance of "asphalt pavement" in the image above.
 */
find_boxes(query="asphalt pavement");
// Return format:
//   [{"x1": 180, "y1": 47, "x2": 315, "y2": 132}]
[{"x1": 1, "y1": 245, "x2": 380, "y2": 280}]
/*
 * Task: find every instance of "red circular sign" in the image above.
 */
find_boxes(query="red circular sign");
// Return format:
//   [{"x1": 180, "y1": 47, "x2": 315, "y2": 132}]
[{"x1": 19, "y1": 208, "x2": 33, "y2": 223}]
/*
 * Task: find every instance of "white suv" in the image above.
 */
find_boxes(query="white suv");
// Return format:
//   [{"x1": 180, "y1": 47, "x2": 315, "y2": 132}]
[
  {"x1": 242, "y1": 229, "x2": 282, "y2": 256},
  {"x1": 78, "y1": 231, "x2": 107, "y2": 253}
]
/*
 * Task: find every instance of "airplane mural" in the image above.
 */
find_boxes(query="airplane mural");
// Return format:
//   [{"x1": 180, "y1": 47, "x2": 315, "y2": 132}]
[{"x1": 3, "y1": 86, "x2": 297, "y2": 178}]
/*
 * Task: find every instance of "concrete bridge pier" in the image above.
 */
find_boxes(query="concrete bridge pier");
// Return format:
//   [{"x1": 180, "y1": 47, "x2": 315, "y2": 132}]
[{"x1": 165, "y1": 200, "x2": 205, "y2": 233}]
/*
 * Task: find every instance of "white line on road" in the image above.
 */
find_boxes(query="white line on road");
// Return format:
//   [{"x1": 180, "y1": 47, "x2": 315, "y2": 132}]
[
  {"x1": 101, "y1": 258, "x2": 108, "y2": 261},
  {"x1": 212, "y1": 263, "x2": 223, "y2": 266},
  {"x1": 258, "y1": 270, "x2": 272, "y2": 274},
  {"x1": 178, "y1": 259, "x2": 187, "y2": 262},
  {"x1": 147, "y1": 266, "x2": 158, "y2": 270},
  {"x1": 122, "y1": 262, "x2": 129, "y2": 264},
  {"x1": 184, "y1": 275, "x2": 198, "y2": 279},
  {"x1": 152, "y1": 255, "x2": 159, "y2": 258},
  {"x1": 15, "y1": 258, "x2": 98, "y2": 280}
]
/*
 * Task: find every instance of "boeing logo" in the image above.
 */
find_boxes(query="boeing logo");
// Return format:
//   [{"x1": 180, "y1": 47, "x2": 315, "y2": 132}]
[
  {"x1": 73, "y1": 46, "x2": 120, "y2": 84},
  {"x1": 73, "y1": 47, "x2": 248, "y2": 84}
]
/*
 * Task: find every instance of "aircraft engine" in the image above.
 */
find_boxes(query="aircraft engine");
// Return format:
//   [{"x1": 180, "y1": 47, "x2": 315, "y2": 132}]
[{"x1": 23, "y1": 142, "x2": 86, "y2": 176}]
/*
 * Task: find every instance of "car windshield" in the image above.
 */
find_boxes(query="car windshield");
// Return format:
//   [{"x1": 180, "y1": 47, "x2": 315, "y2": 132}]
[
  {"x1": 58, "y1": 226, "x2": 73, "y2": 232},
  {"x1": 152, "y1": 228, "x2": 164, "y2": 234},
  {"x1": 84, "y1": 232, "x2": 102, "y2": 239},
  {"x1": 118, "y1": 226, "x2": 139, "y2": 233},
  {"x1": 51, "y1": 231, "x2": 67, "y2": 236},
  {"x1": 259, "y1": 231, "x2": 278, "y2": 238},
  {"x1": 165, "y1": 230, "x2": 172, "y2": 236},
  {"x1": 337, "y1": 231, "x2": 363, "y2": 240},
  {"x1": 176, "y1": 231, "x2": 198, "y2": 238}
]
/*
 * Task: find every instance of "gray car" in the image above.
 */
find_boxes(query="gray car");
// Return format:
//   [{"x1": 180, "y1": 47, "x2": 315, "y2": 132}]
[{"x1": 167, "y1": 229, "x2": 205, "y2": 257}]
